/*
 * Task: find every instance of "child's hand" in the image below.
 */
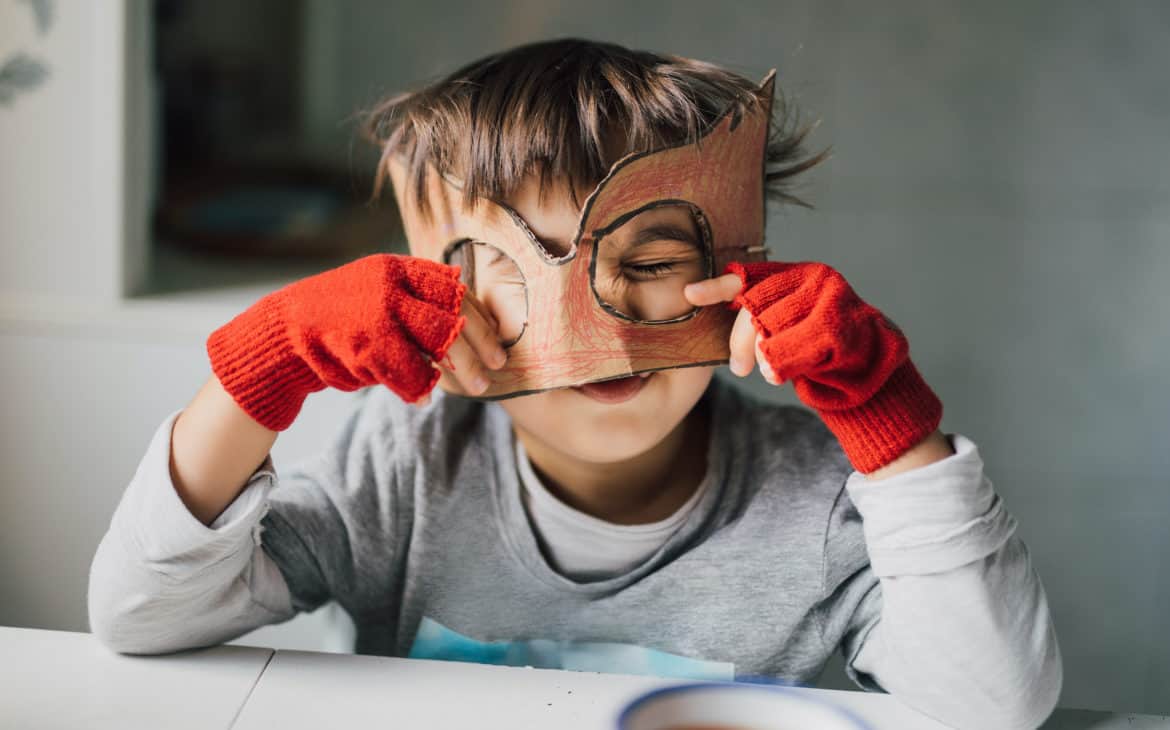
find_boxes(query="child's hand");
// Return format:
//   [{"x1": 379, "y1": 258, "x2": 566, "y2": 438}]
[
  {"x1": 684, "y1": 261, "x2": 942, "y2": 473},
  {"x1": 207, "y1": 254, "x2": 507, "y2": 432}
]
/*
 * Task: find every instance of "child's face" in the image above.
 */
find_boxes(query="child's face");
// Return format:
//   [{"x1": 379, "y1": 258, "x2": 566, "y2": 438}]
[{"x1": 480, "y1": 177, "x2": 716, "y2": 464}]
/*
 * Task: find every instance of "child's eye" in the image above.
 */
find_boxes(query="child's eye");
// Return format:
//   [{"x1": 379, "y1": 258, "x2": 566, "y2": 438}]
[{"x1": 623, "y1": 261, "x2": 679, "y2": 280}]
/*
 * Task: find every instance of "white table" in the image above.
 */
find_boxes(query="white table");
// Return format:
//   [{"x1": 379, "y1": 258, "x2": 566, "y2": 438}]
[
  {"x1": 2, "y1": 628, "x2": 1167, "y2": 729},
  {"x1": 0, "y1": 627, "x2": 273, "y2": 730},
  {"x1": 231, "y1": 650, "x2": 955, "y2": 729},
  {"x1": 230, "y1": 649, "x2": 1170, "y2": 730}
]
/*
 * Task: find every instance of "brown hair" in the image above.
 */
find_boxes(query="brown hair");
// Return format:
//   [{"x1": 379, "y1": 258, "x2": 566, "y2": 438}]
[{"x1": 363, "y1": 38, "x2": 827, "y2": 216}]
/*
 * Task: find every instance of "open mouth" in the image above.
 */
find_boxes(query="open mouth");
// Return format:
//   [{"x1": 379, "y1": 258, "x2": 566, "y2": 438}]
[{"x1": 571, "y1": 372, "x2": 653, "y2": 404}]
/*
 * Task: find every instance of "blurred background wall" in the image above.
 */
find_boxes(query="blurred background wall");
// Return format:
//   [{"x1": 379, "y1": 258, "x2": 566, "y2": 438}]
[{"x1": 1, "y1": 0, "x2": 1167, "y2": 715}]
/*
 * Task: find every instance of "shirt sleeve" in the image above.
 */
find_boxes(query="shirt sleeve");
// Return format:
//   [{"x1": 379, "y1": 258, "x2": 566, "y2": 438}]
[
  {"x1": 88, "y1": 410, "x2": 295, "y2": 654},
  {"x1": 826, "y1": 434, "x2": 1063, "y2": 730}
]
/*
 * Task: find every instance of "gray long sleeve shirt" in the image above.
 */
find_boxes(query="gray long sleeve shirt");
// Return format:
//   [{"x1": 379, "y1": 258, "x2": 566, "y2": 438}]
[{"x1": 88, "y1": 377, "x2": 1062, "y2": 729}]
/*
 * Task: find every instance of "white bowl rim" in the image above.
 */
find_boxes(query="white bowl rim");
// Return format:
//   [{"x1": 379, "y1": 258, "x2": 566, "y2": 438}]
[{"x1": 615, "y1": 681, "x2": 872, "y2": 730}]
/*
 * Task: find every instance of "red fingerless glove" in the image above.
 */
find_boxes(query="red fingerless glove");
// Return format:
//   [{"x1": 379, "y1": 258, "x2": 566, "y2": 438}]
[
  {"x1": 726, "y1": 261, "x2": 942, "y2": 473},
  {"x1": 207, "y1": 254, "x2": 466, "y2": 431}
]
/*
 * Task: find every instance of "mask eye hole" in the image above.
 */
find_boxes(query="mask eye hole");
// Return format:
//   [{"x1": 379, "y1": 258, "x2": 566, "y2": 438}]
[
  {"x1": 444, "y1": 240, "x2": 528, "y2": 347},
  {"x1": 590, "y1": 202, "x2": 712, "y2": 323}
]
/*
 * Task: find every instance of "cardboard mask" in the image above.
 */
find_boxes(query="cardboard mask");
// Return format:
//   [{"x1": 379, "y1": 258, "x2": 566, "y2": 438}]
[{"x1": 388, "y1": 72, "x2": 775, "y2": 399}]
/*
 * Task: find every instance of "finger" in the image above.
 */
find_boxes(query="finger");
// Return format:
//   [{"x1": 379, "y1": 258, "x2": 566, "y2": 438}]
[
  {"x1": 728, "y1": 308, "x2": 758, "y2": 377},
  {"x1": 439, "y1": 337, "x2": 492, "y2": 395},
  {"x1": 464, "y1": 292, "x2": 499, "y2": 332},
  {"x1": 434, "y1": 368, "x2": 464, "y2": 397},
  {"x1": 684, "y1": 273, "x2": 744, "y2": 307},
  {"x1": 459, "y1": 296, "x2": 507, "y2": 370},
  {"x1": 755, "y1": 335, "x2": 780, "y2": 385}
]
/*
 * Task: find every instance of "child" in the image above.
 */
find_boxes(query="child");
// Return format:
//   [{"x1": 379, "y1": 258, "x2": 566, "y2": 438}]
[{"x1": 89, "y1": 39, "x2": 1061, "y2": 728}]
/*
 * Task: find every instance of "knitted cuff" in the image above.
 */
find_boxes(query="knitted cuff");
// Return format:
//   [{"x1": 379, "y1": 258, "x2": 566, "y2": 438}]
[
  {"x1": 207, "y1": 292, "x2": 323, "y2": 432},
  {"x1": 811, "y1": 360, "x2": 943, "y2": 473}
]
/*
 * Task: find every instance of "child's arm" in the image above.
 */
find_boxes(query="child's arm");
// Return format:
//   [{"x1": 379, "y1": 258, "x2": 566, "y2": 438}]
[
  {"x1": 864, "y1": 429, "x2": 954, "y2": 480},
  {"x1": 168, "y1": 376, "x2": 278, "y2": 526},
  {"x1": 687, "y1": 263, "x2": 1061, "y2": 727},
  {"x1": 90, "y1": 254, "x2": 502, "y2": 653},
  {"x1": 825, "y1": 436, "x2": 1061, "y2": 729},
  {"x1": 88, "y1": 406, "x2": 294, "y2": 654}
]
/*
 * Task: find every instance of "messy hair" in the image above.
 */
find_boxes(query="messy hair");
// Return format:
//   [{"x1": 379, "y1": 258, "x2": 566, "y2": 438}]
[{"x1": 363, "y1": 38, "x2": 828, "y2": 216}]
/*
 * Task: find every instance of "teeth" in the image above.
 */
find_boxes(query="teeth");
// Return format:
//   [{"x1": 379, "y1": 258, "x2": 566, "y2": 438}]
[{"x1": 639, "y1": 372, "x2": 651, "y2": 378}]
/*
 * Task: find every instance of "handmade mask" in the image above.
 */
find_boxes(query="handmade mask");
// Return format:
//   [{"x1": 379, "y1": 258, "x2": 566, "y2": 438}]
[{"x1": 388, "y1": 72, "x2": 775, "y2": 399}]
